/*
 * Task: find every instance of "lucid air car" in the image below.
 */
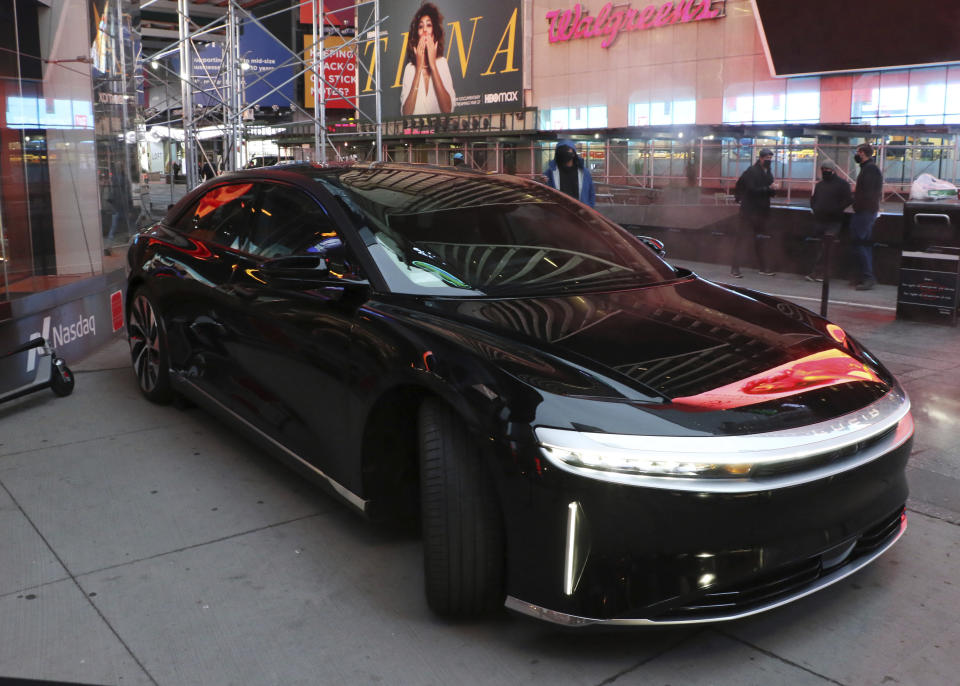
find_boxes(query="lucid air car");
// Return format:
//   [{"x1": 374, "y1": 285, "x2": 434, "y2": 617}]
[{"x1": 125, "y1": 163, "x2": 913, "y2": 625}]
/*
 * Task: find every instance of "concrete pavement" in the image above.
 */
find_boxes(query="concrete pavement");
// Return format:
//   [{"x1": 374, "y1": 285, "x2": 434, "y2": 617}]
[{"x1": 0, "y1": 264, "x2": 958, "y2": 686}]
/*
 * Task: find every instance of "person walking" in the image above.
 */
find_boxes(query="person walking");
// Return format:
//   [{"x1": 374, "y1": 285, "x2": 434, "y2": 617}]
[
  {"x1": 199, "y1": 159, "x2": 216, "y2": 182},
  {"x1": 104, "y1": 171, "x2": 130, "y2": 256},
  {"x1": 850, "y1": 143, "x2": 883, "y2": 290},
  {"x1": 542, "y1": 139, "x2": 596, "y2": 207},
  {"x1": 730, "y1": 147, "x2": 777, "y2": 278},
  {"x1": 805, "y1": 160, "x2": 852, "y2": 281},
  {"x1": 452, "y1": 152, "x2": 466, "y2": 167}
]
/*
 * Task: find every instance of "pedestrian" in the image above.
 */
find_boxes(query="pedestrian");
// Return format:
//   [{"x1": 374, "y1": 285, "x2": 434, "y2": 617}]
[
  {"x1": 730, "y1": 147, "x2": 778, "y2": 277},
  {"x1": 805, "y1": 160, "x2": 852, "y2": 282},
  {"x1": 542, "y1": 139, "x2": 596, "y2": 207},
  {"x1": 452, "y1": 152, "x2": 466, "y2": 167},
  {"x1": 849, "y1": 143, "x2": 883, "y2": 290},
  {"x1": 199, "y1": 159, "x2": 216, "y2": 182},
  {"x1": 104, "y1": 171, "x2": 129, "y2": 256}
]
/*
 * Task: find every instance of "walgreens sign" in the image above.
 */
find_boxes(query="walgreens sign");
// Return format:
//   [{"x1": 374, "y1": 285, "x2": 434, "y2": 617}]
[{"x1": 546, "y1": 0, "x2": 725, "y2": 49}]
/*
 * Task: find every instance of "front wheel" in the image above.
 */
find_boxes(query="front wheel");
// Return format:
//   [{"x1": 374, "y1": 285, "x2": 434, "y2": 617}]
[
  {"x1": 419, "y1": 399, "x2": 505, "y2": 617},
  {"x1": 49, "y1": 359, "x2": 74, "y2": 397},
  {"x1": 127, "y1": 288, "x2": 173, "y2": 404}
]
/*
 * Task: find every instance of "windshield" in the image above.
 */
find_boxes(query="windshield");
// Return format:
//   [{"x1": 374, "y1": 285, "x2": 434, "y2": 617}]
[{"x1": 313, "y1": 168, "x2": 676, "y2": 296}]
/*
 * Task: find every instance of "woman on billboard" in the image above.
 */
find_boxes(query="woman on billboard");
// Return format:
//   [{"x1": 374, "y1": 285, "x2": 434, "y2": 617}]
[{"x1": 401, "y1": 3, "x2": 456, "y2": 115}]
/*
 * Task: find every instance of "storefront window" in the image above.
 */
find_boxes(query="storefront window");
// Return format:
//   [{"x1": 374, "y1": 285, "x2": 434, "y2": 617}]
[
  {"x1": 852, "y1": 67, "x2": 958, "y2": 125},
  {"x1": 946, "y1": 67, "x2": 960, "y2": 124},
  {"x1": 723, "y1": 76, "x2": 820, "y2": 125},
  {"x1": 539, "y1": 106, "x2": 607, "y2": 131},
  {"x1": 92, "y1": 0, "x2": 143, "y2": 258},
  {"x1": 631, "y1": 103, "x2": 650, "y2": 127},
  {"x1": 851, "y1": 72, "x2": 880, "y2": 123},
  {"x1": 722, "y1": 95, "x2": 754, "y2": 125},
  {"x1": 0, "y1": 0, "x2": 104, "y2": 299},
  {"x1": 587, "y1": 106, "x2": 607, "y2": 129},
  {"x1": 785, "y1": 78, "x2": 820, "y2": 123},
  {"x1": 907, "y1": 68, "x2": 947, "y2": 125},
  {"x1": 644, "y1": 101, "x2": 696, "y2": 126},
  {"x1": 569, "y1": 107, "x2": 588, "y2": 129},
  {"x1": 877, "y1": 70, "x2": 909, "y2": 125}
]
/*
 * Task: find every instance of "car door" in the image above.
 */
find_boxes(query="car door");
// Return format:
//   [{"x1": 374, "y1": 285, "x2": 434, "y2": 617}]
[
  {"x1": 158, "y1": 181, "x2": 263, "y2": 414},
  {"x1": 217, "y1": 181, "x2": 366, "y2": 487}
]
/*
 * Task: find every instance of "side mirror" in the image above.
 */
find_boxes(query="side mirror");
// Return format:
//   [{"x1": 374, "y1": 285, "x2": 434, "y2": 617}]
[
  {"x1": 258, "y1": 254, "x2": 330, "y2": 279},
  {"x1": 638, "y1": 236, "x2": 666, "y2": 257}
]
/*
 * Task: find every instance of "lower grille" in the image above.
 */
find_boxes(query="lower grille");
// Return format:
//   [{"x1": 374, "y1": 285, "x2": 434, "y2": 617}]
[{"x1": 657, "y1": 506, "x2": 905, "y2": 621}]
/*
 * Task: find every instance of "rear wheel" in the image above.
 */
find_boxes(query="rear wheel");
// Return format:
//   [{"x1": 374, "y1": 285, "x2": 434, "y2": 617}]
[
  {"x1": 127, "y1": 289, "x2": 173, "y2": 404},
  {"x1": 419, "y1": 399, "x2": 505, "y2": 617}
]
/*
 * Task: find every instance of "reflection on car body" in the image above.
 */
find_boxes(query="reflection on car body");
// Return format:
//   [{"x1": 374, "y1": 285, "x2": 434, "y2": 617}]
[{"x1": 125, "y1": 163, "x2": 913, "y2": 625}]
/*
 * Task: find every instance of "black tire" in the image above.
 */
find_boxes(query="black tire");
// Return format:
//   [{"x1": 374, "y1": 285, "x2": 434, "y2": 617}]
[
  {"x1": 127, "y1": 288, "x2": 173, "y2": 404},
  {"x1": 49, "y1": 361, "x2": 74, "y2": 397},
  {"x1": 419, "y1": 399, "x2": 505, "y2": 617}
]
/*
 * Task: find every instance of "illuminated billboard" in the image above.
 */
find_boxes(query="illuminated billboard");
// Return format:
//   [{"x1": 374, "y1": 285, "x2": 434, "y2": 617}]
[{"x1": 357, "y1": 0, "x2": 522, "y2": 120}]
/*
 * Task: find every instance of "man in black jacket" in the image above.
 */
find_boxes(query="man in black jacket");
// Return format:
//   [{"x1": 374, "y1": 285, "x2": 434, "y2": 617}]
[
  {"x1": 850, "y1": 143, "x2": 883, "y2": 290},
  {"x1": 731, "y1": 148, "x2": 777, "y2": 277},
  {"x1": 805, "y1": 160, "x2": 852, "y2": 281}
]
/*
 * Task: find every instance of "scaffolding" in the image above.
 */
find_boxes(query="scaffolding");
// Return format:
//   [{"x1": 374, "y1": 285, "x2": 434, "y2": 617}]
[{"x1": 142, "y1": 0, "x2": 384, "y2": 191}]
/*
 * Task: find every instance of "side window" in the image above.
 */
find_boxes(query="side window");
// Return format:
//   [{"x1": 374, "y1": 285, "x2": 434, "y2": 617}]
[
  {"x1": 250, "y1": 183, "x2": 363, "y2": 278},
  {"x1": 173, "y1": 183, "x2": 258, "y2": 250}
]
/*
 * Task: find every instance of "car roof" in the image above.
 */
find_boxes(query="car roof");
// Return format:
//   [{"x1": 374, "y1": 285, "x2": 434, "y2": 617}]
[{"x1": 181, "y1": 163, "x2": 558, "y2": 218}]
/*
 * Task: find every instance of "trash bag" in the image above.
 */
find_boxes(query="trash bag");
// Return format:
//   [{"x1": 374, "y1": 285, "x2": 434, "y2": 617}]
[{"x1": 909, "y1": 172, "x2": 958, "y2": 201}]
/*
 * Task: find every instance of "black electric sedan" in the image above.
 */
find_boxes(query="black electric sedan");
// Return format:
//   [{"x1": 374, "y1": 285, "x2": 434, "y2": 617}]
[{"x1": 125, "y1": 163, "x2": 913, "y2": 626}]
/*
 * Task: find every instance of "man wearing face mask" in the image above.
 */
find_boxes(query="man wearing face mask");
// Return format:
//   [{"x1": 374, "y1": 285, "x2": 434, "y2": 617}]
[
  {"x1": 849, "y1": 143, "x2": 883, "y2": 290},
  {"x1": 805, "y1": 160, "x2": 852, "y2": 281},
  {"x1": 731, "y1": 148, "x2": 778, "y2": 278},
  {"x1": 543, "y1": 139, "x2": 596, "y2": 207}
]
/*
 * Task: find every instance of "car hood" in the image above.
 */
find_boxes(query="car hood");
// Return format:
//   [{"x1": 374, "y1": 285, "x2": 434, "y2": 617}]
[{"x1": 412, "y1": 276, "x2": 894, "y2": 434}]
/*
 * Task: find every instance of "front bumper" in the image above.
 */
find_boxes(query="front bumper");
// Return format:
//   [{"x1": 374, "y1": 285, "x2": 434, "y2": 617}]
[
  {"x1": 500, "y1": 390, "x2": 913, "y2": 625},
  {"x1": 506, "y1": 507, "x2": 906, "y2": 626}
]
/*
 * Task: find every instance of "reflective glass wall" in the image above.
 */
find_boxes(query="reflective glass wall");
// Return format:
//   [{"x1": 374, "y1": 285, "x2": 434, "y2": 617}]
[
  {"x1": 0, "y1": 0, "x2": 106, "y2": 300},
  {"x1": 92, "y1": 0, "x2": 143, "y2": 258}
]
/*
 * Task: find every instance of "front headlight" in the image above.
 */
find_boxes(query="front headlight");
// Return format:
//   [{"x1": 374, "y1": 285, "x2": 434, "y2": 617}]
[
  {"x1": 540, "y1": 443, "x2": 751, "y2": 478},
  {"x1": 535, "y1": 389, "x2": 912, "y2": 492}
]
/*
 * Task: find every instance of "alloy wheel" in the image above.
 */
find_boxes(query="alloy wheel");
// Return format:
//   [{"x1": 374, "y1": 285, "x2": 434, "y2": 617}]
[{"x1": 128, "y1": 293, "x2": 162, "y2": 393}]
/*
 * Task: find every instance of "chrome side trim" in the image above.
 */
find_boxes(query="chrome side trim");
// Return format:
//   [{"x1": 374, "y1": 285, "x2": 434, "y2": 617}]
[
  {"x1": 505, "y1": 514, "x2": 906, "y2": 626},
  {"x1": 536, "y1": 389, "x2": 911, "y2": 492},
  {"x1": 174, "y1": 376, "x2": 368, "y2": 513}
]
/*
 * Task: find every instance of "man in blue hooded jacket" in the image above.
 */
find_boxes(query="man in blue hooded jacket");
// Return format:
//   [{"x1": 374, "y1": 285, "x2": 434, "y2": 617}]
[{"x1": 543, "y1": 139, "x2": 596, "y2": 207}]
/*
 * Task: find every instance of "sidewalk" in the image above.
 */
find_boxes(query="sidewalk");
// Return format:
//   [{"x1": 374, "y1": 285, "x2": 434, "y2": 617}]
[{"x1": 0, "y1": 268, "x2": 958, "y2": 685}]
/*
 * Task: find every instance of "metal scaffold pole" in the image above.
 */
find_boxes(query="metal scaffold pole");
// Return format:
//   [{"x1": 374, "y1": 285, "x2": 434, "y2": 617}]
[
  {"x1": 178, "y1": 0, "x2": 197, "y2": 188},
  {"x1": 148, "y1": 0, "x2": 384, "y2": 173},
  {"x1": 374, "y1": 0, "x2": 382, "y2": 161},
  {"x1": 225, "y1": 0, "x2": 243, "y2": 172},
  {"x1": 311, "y1": 0, "x2": 322, "y2": 163},
  {"x1": 116, "y1": 0, "x2": 134, "y2": 194}
]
